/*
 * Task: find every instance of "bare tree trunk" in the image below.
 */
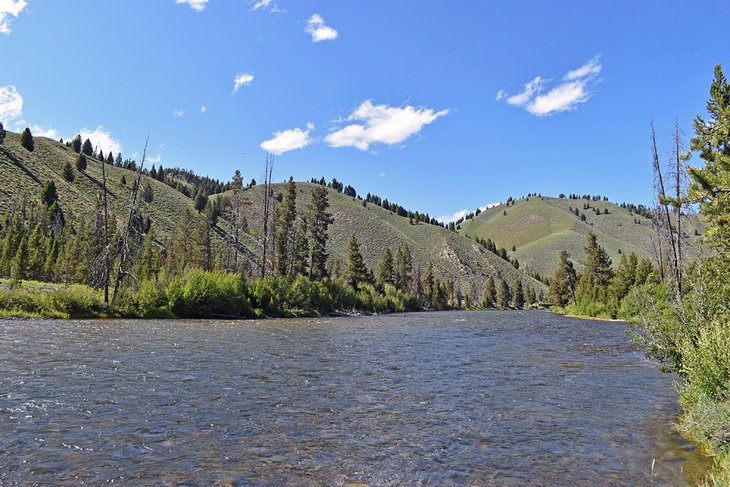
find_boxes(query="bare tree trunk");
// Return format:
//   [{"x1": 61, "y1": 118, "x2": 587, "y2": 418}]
[
  {"x1": 110, "y1": 135, "x2": 149, "y2": 307},
  {"x1": 651, "y1": 124, "x2": 681, "y2": 299},
  {"x1": 101, "y1": 148, "x2": 110, "y2": 305},
  {"x1": 673, "y1": 121, "x2": 683, "y2": 288},
  {"x1": 261, "y1": 153, "x2": 274, "y2": 278}
]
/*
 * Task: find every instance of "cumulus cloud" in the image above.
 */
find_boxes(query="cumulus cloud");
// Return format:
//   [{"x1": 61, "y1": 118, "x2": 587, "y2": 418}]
[
  {"x1": 497, "y1": 55, "x2": 602, "y2": 116},
  {"x1": 436, "y1": 202, "x2": 500, "y2": 224},
  {"x1": 173, "y1": 109, "x2": 184, "y2": 118},
  {"x1": 28, "y1": 124, "x2": 61, "y2": 139},
  {"x1": 175, "y1": 0, "x2": 208, "y2": 12},
  {"x1": 233, "y1": 73, "x2": 254, "y2": 94},
  {"x1": 325, "y1": 100, "x2": 448, "y2": 151},
  {"x1": 305, "y1": 14, "x2": 338, "y2": 42},
  {"x1": 0, "y1": 85, "x2": 23, "y2": 123},
  {"x1": 0, "y1": 0, "x2": 28, "y2": 34},
  {"x1": 79, "y1": 126, "x2": 123, "y2": 155},
  {"x1": 260, "y1": 125, "x2": 313, "y2": 155}
]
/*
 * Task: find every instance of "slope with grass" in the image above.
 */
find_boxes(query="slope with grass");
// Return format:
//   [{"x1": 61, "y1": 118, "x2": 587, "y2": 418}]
[
  {"x1": 0, "y1": 131, "x2": 197, "y2": 238},
  {"x1": 458, "y1": 195, "x2": 705, "y2": 278},
  {"x1": 223, "y1": 183, "x2": 547, "y2": 297}
]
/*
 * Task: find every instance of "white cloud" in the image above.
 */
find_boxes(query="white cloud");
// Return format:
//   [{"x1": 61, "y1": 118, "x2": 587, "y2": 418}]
[
  {"x1": 0, "y1": 0, "x2": 28, "y2": 34},
  {"x1": 175, "y1": 0, "x2": 208, "y2": 12},
  {"x1": 260, "y1": 126, "x2": 312, "y2": 155},
  {"x1": 147, "y1": 154, "x2": 162, "y2": 165},
  {"x1": 437, "y1": 202, "x2": 500, "y2": 224},
  {"x1": 0, "y1": 85, "x2": 23, "y2": 123},
  {"x1": 305, "y1": 13, "x2": 338, "y2": 42},
  {"x1": 325, "y1": 100, "x2": 448, "y2": 151},
  {"x1": 173, "y1": 109, "x2": 184, "y2": 118},
  {"x1": 79, "y1": 126, "x2": 123, "y2": 156},
  {"x1": 564, "y1": 55, "x2": 602, "y2": 80},
  {"x1": 378, "y1": 172, "x2": 385, "y2": 177},
  {"x1": 200, "y1": 105, "x2": 207, "y2": 114},
  {"x1": 28, "y1": 124, "x2": 61, "y2": 139},
  {"x1": 506, "y1": 76, "x2": 544, "y2": 106},
  {"x1": 233, "y1": 73, "x2": 254, "y2": 94},
  {"x1": 497, "y1": 55, "x2": 602, "y2": 116},
  {"x1": 252, "y1": 0, "x2": 281, "y2": 11}
]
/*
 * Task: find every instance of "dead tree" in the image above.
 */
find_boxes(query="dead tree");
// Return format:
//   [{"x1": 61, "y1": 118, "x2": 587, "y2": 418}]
[
  {"x1": 650, "y1": 122, "x2": 684, "y2": 312},
  {"x1": 101, "y1": 146, "x2": 110, "y2": 304},
  {"x1": 110, "y1": 135, "x2": 148, "y2": 307},
  {"x1": 260, "y1": 153, "x2": 274, "y2": 278}
]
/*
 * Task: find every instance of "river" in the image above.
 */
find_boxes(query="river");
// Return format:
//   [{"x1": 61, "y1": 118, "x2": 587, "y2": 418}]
[{"x1": 0, "y1": 310, "x2": 710, "y2": 485}]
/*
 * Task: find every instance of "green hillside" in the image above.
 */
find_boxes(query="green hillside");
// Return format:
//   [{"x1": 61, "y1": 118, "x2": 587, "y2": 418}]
[
  {"x1": 219, "y1": 182, "x2": 547, "y2": 297},
  {"x1": 458, "y1": 195, "x2": 705, "y2": 278},
  {"x1": 0, "y1": 132, "x2": 546, "y2": 299},
  {"x1": 0, "y1": 131, "x2": 196, "y2": 238}
]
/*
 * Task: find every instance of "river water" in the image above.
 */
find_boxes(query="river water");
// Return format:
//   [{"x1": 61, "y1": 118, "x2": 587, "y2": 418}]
[{"x1": 0, "y1": 311, "x2": 710, "y2": 485}]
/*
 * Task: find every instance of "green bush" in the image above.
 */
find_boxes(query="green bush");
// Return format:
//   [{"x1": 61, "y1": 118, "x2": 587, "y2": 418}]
[{"x1": 167, "y1": 270, "x2": 251, "y2": 318}]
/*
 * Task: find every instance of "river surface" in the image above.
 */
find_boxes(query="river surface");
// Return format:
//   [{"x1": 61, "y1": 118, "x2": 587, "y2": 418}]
[{"x1": 0, "y1": 310, "x2": 710, "y2": 485}]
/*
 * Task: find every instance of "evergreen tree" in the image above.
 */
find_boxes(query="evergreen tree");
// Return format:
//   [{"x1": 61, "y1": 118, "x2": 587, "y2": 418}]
[
  {"x1": 20, "y1": 127, "x2": 34, "y2": 151},
  {"x1": 376, "y1": 247, "x2": 395, "y2": 289},
  {"x1": 11, "y1": 236, "x2": 28, "y2": 280},
  {"x1": 395, "y1": 243, "x2": 413, "y2": 291},
  {"x1": 82, "y1": 138, "x2": 94, "y2": 156},
  {"x1": 496, "y1": 278, "x2": 511, "y2": 309},
  {"x1": 307, "y1": 185, "x2": 334, "y2": 280},
  {"x1": 689, "y1": 64, "x2": 730, "y2": 254},
  {"x1": 583, "y1": 232, "x2": 613, "y2": 287},
  {"x1": 482, "y1": 276, "x2": 496, "y2": 308},
  {"x1": 345, "y1": 233, "x2": 368, "y2": 289},
  {"x1": 71, "y1": 135, "x2": 82, "y2": 153},
  {"x1": 194, "y1": 192, "x2": 208, "y2": 212},
  {"x1": 422, "y1": 262, "x2": 435, "y2": 308},
  {"x1": 0, "y1": 122, "x2": 5, "y2": 144},
  {"x1": 62, "y1": 162, "x2": 74, "y2": 182},
  {"x1": 548, "y1": 250, "x2": 577, "y2": 306},
  {"x1": 76, "y1": 154, "x2": 87, "y2": 171},
  {"x1": 26, "y1": 223, "x2": 47, "y2": 280},
  {"x1": 0, "y1": 214, "x2": 24, "y2": 275},
  {"x1": 40, "y1": 180, "x2": 58, "y2": 207},
  {"x1": 609, "y1": 252, "x2": 639, "y2": 302},
  {"x1": 275, "y1": 178, "x2": 297, "y2": 275},
  {"x1": 513, "y1": 280, "x2": 524, "y2": 309}
]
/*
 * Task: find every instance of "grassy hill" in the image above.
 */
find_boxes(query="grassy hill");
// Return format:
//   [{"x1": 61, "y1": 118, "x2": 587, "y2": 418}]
[
  {"x1": 220, "y1": 182, "x2": 547, "y2": 297},
  {"x1": 0, "y1": 131, "x2": 196, "y2": 238},
  {"x1": 0, "y1": 131, "x2": 546, "y2": 298},
  {"x1": 457, "y1": 195, "x2": 705, "y2": 278}
]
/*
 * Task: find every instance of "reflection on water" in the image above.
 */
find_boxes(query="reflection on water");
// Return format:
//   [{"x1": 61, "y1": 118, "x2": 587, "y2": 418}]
[{"x1": 0, "y1": 311, "x2": 709, "y2": 485}]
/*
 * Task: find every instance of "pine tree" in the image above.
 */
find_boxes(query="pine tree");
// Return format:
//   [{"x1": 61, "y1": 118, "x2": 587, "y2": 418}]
[
  {"x1": 0, "y1": 214, "x2": 24, "y2": 275},
  {"x1": 376, "y1": 247, "x2": 395, "y2": 289},
  {"x1": 11, "y1": 236, "x2": 28, "y2": 280},
  {"x1": 307, "y1": 185, "x2": 334, "y2": 280},
  {"x1": 549, "y1": 250, "x2": 577, "y2": 306},
  {"x1": 345, "y1": 233, "x2": 368, "y2": 289},
  {"x1": 26, "y1": 223, "x2": 47, "y2": 280},
  {"x1": 40, "y1": 180, "x2": 58, "y2": 207},
  {"x1": 193, "y1": 192, "x2": 208, "y2": 212},
  {"x1": 482, "y1": 276, "x2": 496, "y2": 308},
  {"x1": 395, "y1": 243, "x2": 413, "y2": 291},
  {"x1": 513, "y1": 280, "x2": 524, "y2": 309},
  {"x1": 496, "y1": 278, "x2": 511, "y2": 309},
  {"x1": 582, "y1": 232, "x2": 613, "y2": 288},
  {"x1": 62, "y1": 162, "x2": 74, "y2": 182},
  {"x1": 0, "y1": 122, "x2": 5, "y2": 144},
  {"x1": 275, "y1": 178, "x2": 297, "y2": 275},
  {"x1": 72, "y1": 135, "x2": 82, "y2": 153},
  {"x1": 689, "y1": 64, "x2": 730, "y2": 254},
  {"x1": 76, "y1": 154, "x2": 87, "y2": 171},
  {"x1": 82, "y1": 138, "x2": 94, "y2": 156},
  {"x1": 422, "y1": 263, "x2": 435, "y2": 308},
  {"x1": 20, "y1": 127, "x2": 34, "y2": 151}
]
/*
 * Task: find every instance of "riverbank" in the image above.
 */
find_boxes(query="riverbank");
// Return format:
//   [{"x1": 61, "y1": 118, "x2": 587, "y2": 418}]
[{"x1": 553, "y1": 303, "x2": 729, "y2": 486}]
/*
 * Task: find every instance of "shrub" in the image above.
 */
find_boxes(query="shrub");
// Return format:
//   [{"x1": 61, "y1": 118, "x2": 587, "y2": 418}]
[{"x1": 167, "y1": 270, "x2": 251, "y2": 318}]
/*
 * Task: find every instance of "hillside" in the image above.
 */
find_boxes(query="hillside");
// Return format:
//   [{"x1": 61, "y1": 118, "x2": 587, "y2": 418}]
[
  {"x1": 0, "y1": 132, "x2": 546, "y2": 298},
  {"x1": 457, "y1": 195, "x2": 705, "y2": 278},
  {"x1": 219, "y1": 182, "x2": 547, "y2": 297},
  {"x1": 0, "y1": 131, "x2": 196, "y2": 238}
]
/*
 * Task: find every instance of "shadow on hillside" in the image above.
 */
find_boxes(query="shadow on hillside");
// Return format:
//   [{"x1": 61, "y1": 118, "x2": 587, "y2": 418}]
[
  {"x1": 0, "y1": 148, "x2": 41, "y2": 185},
  {"x1": 80, "y1": 168, "x2": 117, "y2": 199}
]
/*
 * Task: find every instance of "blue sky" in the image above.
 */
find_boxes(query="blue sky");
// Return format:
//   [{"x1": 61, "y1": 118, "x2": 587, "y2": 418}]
[{"x1": 1, "y1": 1, "x2": 728, "y2": 222}]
